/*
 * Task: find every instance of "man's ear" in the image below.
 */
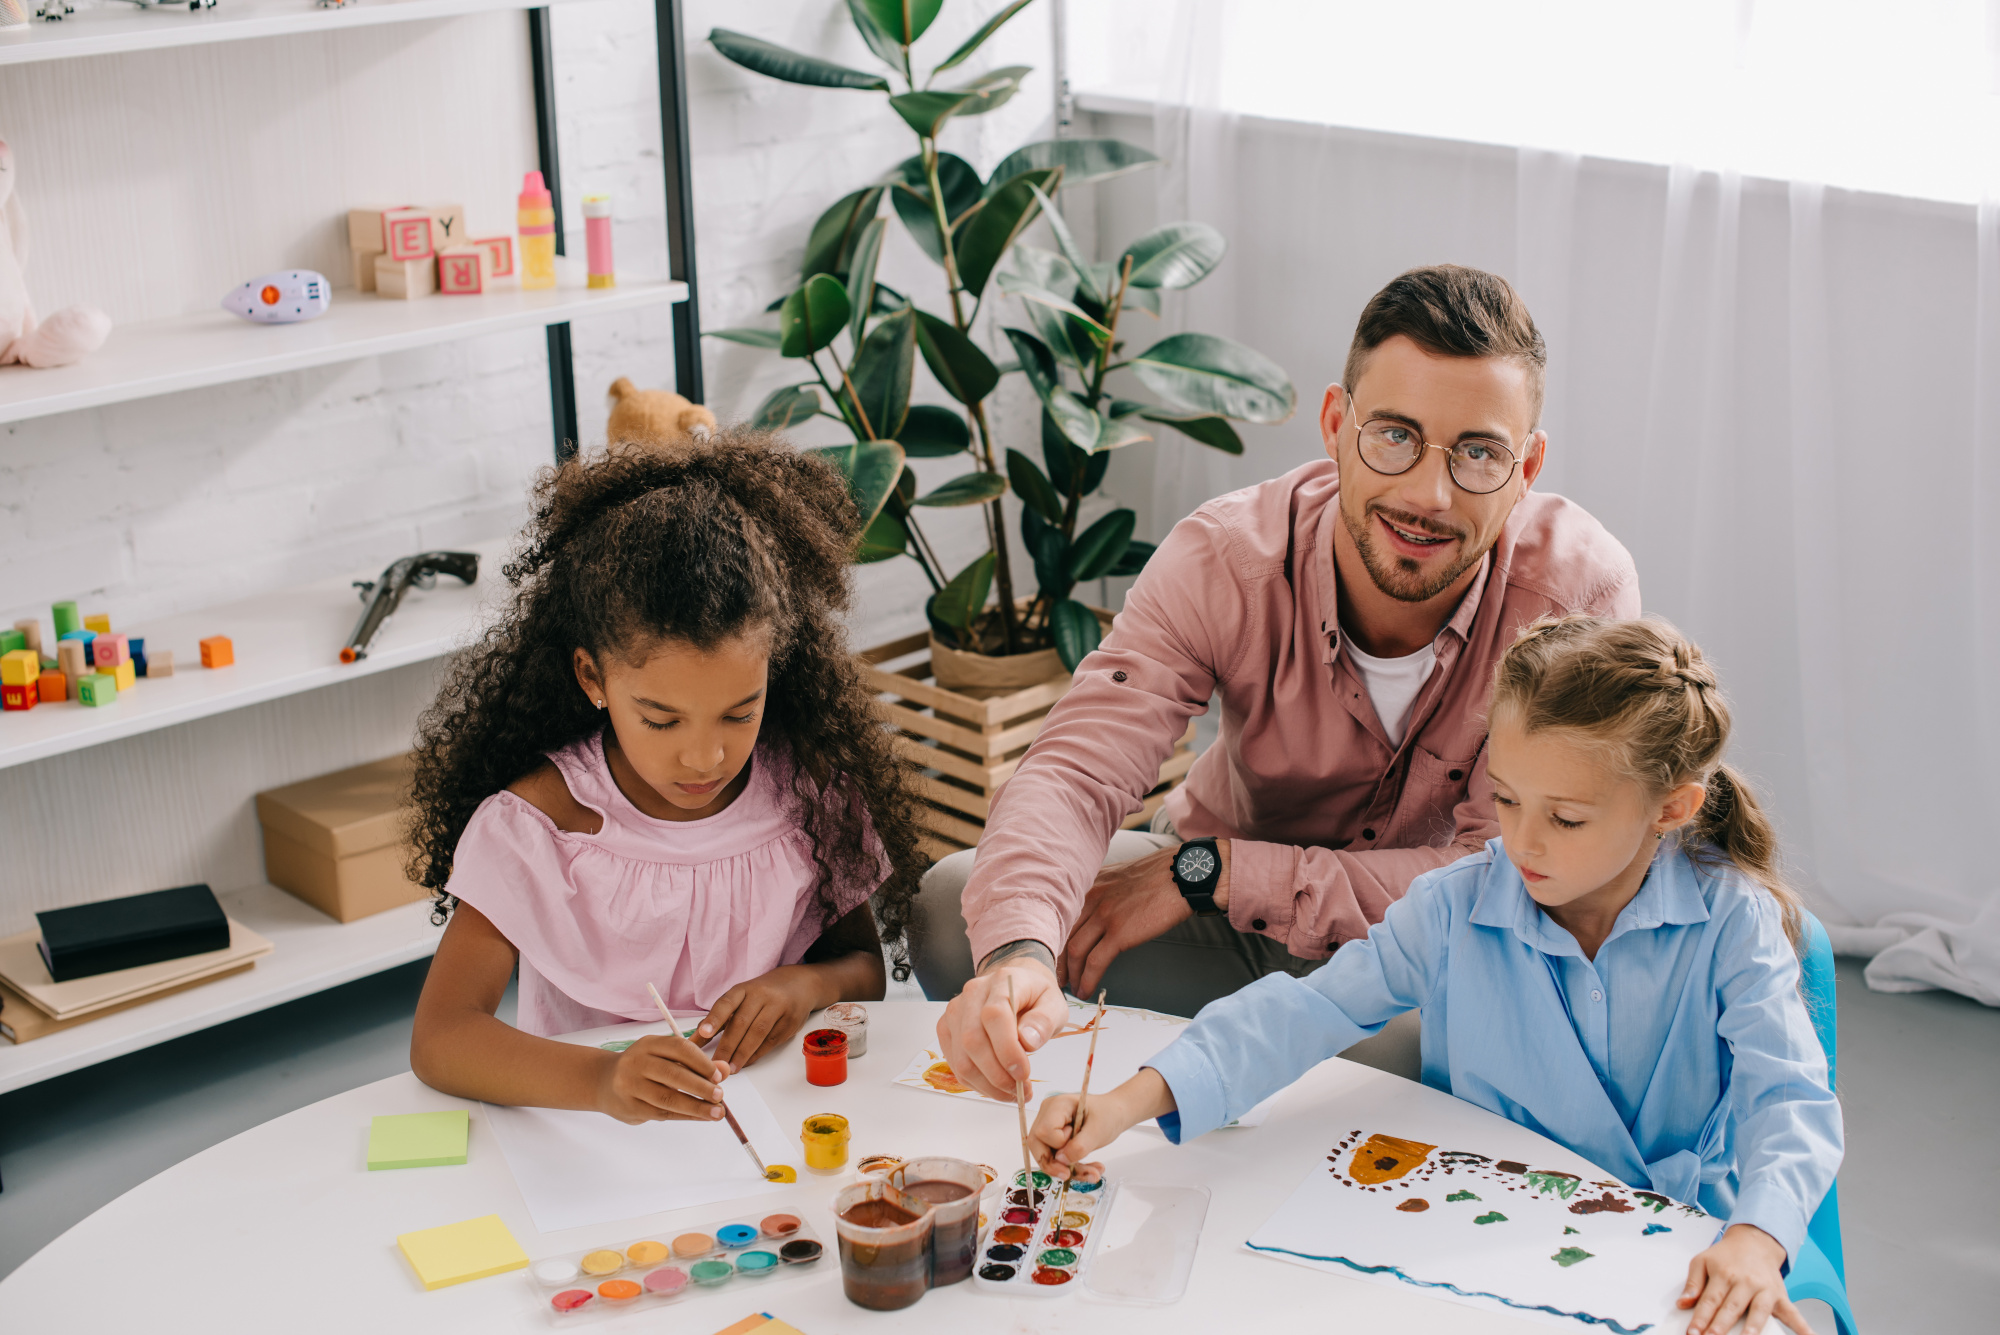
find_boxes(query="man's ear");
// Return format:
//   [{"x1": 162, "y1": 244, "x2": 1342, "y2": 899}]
[
  {"x1": 1520, "y1": 430, "x2": 1548, "y2": 490},
  {"x1": 1320, "y1": 384, "x2": 1348, "y2": 463}
]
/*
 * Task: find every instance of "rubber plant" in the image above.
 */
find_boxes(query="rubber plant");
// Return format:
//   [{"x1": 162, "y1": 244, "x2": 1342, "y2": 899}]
[{"x1": 707, "y1": 0, "x2": 1295, "y2": 669}]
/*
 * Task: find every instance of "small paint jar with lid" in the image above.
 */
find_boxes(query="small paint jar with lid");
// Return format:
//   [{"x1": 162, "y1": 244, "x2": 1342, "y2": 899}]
[
  {"x1": 801, "y1": 1112, "x2": 851, "y2": 1174},
  {"x1": 821, "y1": 1001, "x2": 868, "y2": 1056},
  {"x1": 803, "y1": 1027, "x2": 848, "y2": 1086}
]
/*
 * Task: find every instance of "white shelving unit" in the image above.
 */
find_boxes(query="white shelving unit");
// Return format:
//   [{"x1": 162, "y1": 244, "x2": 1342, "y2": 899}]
[
  {"x1": 0, "y1": 885, "x2": 440, "y2": 1094},
  {"x1": 0, "y1": 0, "x2": 584, "y2": 67},
  {"x1": 0, "y1": 264, "x2": 685, "y2": 424}
]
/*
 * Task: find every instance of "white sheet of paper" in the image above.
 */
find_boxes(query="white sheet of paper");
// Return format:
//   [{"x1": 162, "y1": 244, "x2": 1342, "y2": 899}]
[{"x1": 485, "y1": 1074, "x2": 790, "y2": 1233}]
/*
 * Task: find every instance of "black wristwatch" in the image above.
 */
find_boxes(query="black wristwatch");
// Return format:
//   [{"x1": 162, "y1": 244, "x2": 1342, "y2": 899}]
[{"x1": 1172, "y1": 837, "x2": 1224, "y2": 917}]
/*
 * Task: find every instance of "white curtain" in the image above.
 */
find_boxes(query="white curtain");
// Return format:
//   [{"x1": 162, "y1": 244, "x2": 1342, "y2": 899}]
[{"x1": 1073, "y1": 0, "x2": 2000, "y2": 1003}]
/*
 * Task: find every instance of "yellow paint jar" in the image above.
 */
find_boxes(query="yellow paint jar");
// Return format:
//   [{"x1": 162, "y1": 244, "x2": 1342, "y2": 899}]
[{"x1": 801, "y1": 1113, "x2": 851, "y2": 1175}]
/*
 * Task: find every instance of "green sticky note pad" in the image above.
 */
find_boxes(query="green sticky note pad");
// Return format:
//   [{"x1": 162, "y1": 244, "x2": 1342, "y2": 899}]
[{"x1": 369, "y1": 1110, "x2": 470, "y2": 1170}]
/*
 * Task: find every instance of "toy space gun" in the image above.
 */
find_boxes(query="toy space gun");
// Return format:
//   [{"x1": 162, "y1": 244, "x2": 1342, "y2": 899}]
[
  {"x1": 341, "y1": 551, "x2": 478, "y2": 664},
  {"x1": 222, "y1": 271, "x2": 330, "y2": 324}
]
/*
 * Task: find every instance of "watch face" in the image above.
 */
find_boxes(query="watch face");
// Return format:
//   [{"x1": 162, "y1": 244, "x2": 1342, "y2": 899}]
[{"x1": 1175, "y1": 844, "x2": 1218, "y2": 885}]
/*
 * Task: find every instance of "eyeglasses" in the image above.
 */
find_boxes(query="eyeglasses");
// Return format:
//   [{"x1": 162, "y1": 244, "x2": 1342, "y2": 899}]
[{"x1": 1351, "y1": 412, "x2": 1522, "y2": 495}]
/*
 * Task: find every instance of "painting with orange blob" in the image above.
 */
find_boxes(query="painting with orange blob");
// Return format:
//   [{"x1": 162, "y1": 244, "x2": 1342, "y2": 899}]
[{"x1": 1246, "y1": 1126, "x2": 1720, "y2": 1333}]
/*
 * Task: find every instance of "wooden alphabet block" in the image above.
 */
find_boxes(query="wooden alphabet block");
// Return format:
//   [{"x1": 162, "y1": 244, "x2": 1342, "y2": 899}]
[
  {"x1": 374, "y1": 254, "x2": 436, "y2": 300},
  {"x1": 436, "y1": 246, "x2": 493, "y2": 296},
  {"x1": 78, "y1": 673, "x2": 118, "y2": 707},
  {"x1": 347, "y1": 206, "x2": 412, "y2": 254},
  {"x1": 352, "y1": 249, "x2": 380, "y2": 294},
  {"x1": 110, "y1": 659, "x2": 136, "y2": 691},
  {"x1": 93, "y1": 632, "x2": 128, "y2": 669},
  {"x1": 382, "y1": 208, "x2": 435, "y2": 263},
  {"x1": 148, "y1": 648, "x2": 175, "y2": 678},
  {"x1": 0, "y1": 648, "x2": 39, "y2": 687},
  {"x1": 37, "y1": 669, "x2": 66, "y2": 704},
  {"x1": 472, "y1": 235, "x2": 514, "y2": 279},
  {"x1": 83, "y1": 613, "x2": 111, "y2": 635},
  {"x1": 199, "y1": 636, "x2": 235, "y2": 669},
  {"x1": 426, "y1": 204, "x2": 469, "y2": 251},
  {"x1": 1, "y1": 682, "x2": 33, "y2": 711}
]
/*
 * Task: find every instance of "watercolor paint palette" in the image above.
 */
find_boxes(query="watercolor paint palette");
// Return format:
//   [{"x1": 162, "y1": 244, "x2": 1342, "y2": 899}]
[
  {"x1": 972, "y1": 1169, "x2": 1117, "y2": 1296},
  {"x1": 525, "y1": 1209, "x2": 825, "y2": 1326}
]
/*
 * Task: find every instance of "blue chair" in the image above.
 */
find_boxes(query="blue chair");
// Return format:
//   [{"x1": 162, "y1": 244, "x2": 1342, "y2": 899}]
[{"x1": 1787, "y1": 912, "x2": 1857, "y2": 1335}]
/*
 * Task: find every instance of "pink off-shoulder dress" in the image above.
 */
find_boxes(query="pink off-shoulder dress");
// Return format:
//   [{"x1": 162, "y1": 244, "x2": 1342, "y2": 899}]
[{"x1": 446, "y1": 731, "x2": 878, "y2": 1037}]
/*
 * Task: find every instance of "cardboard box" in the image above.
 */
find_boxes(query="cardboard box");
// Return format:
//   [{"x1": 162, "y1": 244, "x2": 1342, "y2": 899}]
[{"x1": 256, "y1": 754, "x2": 429, "y2": 923}]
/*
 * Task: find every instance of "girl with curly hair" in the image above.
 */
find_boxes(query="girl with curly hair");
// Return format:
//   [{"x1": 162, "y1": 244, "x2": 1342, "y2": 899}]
[{"x1": 407, "y1": 429, "x2": 925, "y2": 1126}]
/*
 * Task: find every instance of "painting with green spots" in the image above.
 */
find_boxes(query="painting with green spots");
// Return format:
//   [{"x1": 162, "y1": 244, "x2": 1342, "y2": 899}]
[{"x1": 1245, "y1": 1122, "x2": 1719, "y2": 1332}]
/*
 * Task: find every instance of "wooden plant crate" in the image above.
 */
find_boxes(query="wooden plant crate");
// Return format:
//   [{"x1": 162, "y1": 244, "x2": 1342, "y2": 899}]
[{"x1": 859, "y1": 626, "x2": 1198, "y2": 862}]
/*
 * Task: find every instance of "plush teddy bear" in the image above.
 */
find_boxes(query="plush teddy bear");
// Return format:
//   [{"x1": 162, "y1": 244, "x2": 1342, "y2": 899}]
[
  {"x1": 1, "y1": 138, "x2": 111, "y2": 369},
  {"x1": 605, "y1": 376, "x2": 716, "y2": 455}
]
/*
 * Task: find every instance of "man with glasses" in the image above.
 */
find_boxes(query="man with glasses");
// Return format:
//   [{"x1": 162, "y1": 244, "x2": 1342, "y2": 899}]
[{"x1": 915, "y1": 265, "x2": 1638, "y2": 1100}]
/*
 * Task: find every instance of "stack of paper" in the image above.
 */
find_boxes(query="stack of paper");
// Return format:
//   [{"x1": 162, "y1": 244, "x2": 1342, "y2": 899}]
[{"x1": 0, "y1": 919, "x2": 273, "y2": 1042}]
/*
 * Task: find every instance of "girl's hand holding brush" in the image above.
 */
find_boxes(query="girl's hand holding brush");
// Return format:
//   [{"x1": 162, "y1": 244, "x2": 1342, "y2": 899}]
[{"x1": 1029, "y1": 1068, "x2": 1176, "y2": 1177}]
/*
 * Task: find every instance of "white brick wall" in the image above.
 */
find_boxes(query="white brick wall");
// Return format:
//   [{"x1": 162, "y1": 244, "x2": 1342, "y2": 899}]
[{"x1": 0, "y1": 0, "x2": 1060, "y2": 925}]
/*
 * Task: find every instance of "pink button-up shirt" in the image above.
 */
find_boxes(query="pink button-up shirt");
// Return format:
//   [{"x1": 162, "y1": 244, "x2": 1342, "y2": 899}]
[{"x1": 961, "y1": 459, "x2": 1639, "y2": 965}]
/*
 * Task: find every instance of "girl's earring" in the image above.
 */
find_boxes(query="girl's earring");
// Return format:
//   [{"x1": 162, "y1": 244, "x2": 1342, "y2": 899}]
[{"x1": 595, "y1": 699, "x2": 606, "y2": 710}]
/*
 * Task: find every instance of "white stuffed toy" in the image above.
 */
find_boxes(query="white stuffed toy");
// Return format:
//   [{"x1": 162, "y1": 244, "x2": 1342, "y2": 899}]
[{"x1": 1, "y1": 137, "x2": 111, "y2": 368}]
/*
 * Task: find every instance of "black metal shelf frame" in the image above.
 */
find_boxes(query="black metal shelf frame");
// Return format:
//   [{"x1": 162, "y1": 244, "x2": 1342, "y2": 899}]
[{"x1": 527, "y1": 0, "x2": 702, "y2": 463}]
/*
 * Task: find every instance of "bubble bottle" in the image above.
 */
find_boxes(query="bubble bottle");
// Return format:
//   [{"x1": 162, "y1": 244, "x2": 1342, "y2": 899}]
[{"x1": 518, "y1": 171, "x2": 557, "y2": 291}]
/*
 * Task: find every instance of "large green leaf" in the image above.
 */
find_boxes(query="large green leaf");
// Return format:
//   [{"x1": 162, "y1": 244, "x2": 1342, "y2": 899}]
[
  {"x1": 809, "y1": 439, "x2": 906, "y2": 529},
  {"x1": 1042, "y1": 408, "x2": 1108, "y2": 494},
  {"x1": 1128, "y1": 332, "x2": 1297, "y2": 423},
  {"x1": 1067, "y1": 508, "x2": 1137, "y2": 581},
  {"x1": 1003, "y1": 327, "x2": 1097, "y2": 450},
  {"x1": 914, "y1": 310, "x2": 1000, "y2": 404},
  {"x1": 855, "y1": 506, "x2": 908, "y2": 563},
  {"x1": 896, "y1": 465, "x2": 918, "y2": 504},
  {"x1": 1028, "y1": 184, "x2": 1102, "y2": 305},
  {"x1": 1138, "y1": 406, "x2": 1244, "y2": 454},
  {"x1": 705, "y1": 326, "x2": 784, "y2": 349},
  {"x1": 846, "y1": 307, "x2": 915, "y2": 438},
  {"x1": 780, "y1": 274, "x2": 851, "y2": 357},
  {"x1": 751, "y1": 383, "x2": 820, "y2": 429},
  {"x1": 709, "y1": 29, "x2": 891, "y2": 91},
  {"x1": 1050, "y1": 599, "x2": 1103, "y2": 671},
  {"x1": 954, "y1": 168, "x2": 1058, "y2": 299},
  {"x1": 1093, "y1": 414, "x2": 1152, "y2": 452},
  {"x1": 1123, "y1": 286, "x2": 1162, "y2": 316},
  {"x1": 949, "y1": 65, "x2": 1030, "y2": 117},
  {"x1": 889, "y1": 90, "x2": 978, "y2": 138},
  {"x1": 1021, "y1": 505, "x2": 1067, "y2": 594},
  {"x1": 845, "y1": 217, "x2": 887, "y2": 347},
  {"x1": 1108, "y1": 538, "x2": 1156, "y2": 577},
  {"x1": 859, "y1": 0, "x2": 942, "y2": 44},
  {"x1": 988, "y1": 138, "x2": 1159, "y2": 196},
  {"x1": 1007, "y1": 448, "x2": 1064, "y2": 525},
  {"x1": 803, "y1": 187, "x2": 885, "y2": 280},
  {"x1": 915, "y1": 471, "x2": 1008, "y2": 507},
  {"x1": 898, "y1": 404, "x2": 971, "y2": 457},
  {"x1": 933, "y1": 0, "x2": 1035, "y2": 74},
  {"x1": 889, "y1": 153, "x2": 981, "y2": 266},
  {"x1": 995, "y1": 271, "x2": 1110, "y2": 335},
  {"x1": 933, "y1": 552, "x2": 996, "y2": 634},
  {"x1": 1122, "y1": 221, "x2": 1227, "y2": 290},
  {"x1": 846, "y1": 0, "x2": 905, "y2": 68}
]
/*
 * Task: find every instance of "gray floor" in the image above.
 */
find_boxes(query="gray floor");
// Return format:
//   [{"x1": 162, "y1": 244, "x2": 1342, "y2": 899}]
[{"x1": 3, "y1": 956, "x2": 1994, "y2": 1329}]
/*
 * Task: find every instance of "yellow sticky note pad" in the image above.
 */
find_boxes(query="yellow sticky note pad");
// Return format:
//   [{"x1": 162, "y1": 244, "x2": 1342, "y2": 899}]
[{"x1": 396, "y1": 1213, "x2": 528, "y2": 1290}]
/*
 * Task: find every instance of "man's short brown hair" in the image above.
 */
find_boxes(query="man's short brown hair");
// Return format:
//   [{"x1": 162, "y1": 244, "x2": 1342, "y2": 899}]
[{"x1": 1342, "y1": 265, "x2": 1547, "y2": 425}]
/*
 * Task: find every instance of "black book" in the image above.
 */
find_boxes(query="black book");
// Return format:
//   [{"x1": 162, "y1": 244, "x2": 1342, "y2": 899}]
[{"x1": 36, "y1": 884, "x2": 230, "y2": 983}]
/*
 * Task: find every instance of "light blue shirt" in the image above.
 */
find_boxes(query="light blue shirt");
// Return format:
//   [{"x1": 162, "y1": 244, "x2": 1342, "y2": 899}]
[{"x1": 1147, "y1": 839, "x2": 1842, "y2": 1259}]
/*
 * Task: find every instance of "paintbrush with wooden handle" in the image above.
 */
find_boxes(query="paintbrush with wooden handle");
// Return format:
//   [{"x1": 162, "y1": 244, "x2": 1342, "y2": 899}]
[
  {"x1": 1046, "y1": 989, "x2": 1108, "y2": 1237},
  {"x1": 648, "y1": 981, "x2": 769, "y2": 1179},
  {"x1": 1009, "y1": 976, "x2": 1036, "y2": 1190}
]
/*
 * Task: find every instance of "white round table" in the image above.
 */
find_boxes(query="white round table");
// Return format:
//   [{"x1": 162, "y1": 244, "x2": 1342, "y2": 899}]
[{"x1": 0, "y1": 1001, "x2": 1569, "y2": 1333}]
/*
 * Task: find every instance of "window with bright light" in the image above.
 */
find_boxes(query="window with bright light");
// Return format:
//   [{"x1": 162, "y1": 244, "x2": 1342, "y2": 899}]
[{"x1": 1066, "y1": 0, "x2": 2000, "y2": 204}]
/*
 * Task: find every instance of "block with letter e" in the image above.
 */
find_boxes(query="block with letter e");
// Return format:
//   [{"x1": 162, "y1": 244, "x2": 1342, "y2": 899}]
[{"x1": 382, "y1": 208, "x2": 435, "y2": 263}]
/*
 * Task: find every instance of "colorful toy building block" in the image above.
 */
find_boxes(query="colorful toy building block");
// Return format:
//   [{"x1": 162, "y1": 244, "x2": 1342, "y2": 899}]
[
  {"x1": 426, "y1": 204, "x2": 468, "y2": 251},
  {"x1": 60, "y1": 628, "x2": 96, "y2": 666},
  {"x1": 83, "y1": 613, "x2": 110, "y2": 635},
  {"x1": 56, "y1": 639, "x2": 87, "y2": 690},
  {"x1": 51, "y1": 600, "x2": 80, "y2": 637},
  {"x1": 129, "y1": 637, "x2": 147, "y2": 676},
  {"x1": 0, "y1": 648, "x2": 39, "y2": 687},
  {"x1": 93, "y1": 632, "x2": 128, "y2": 669},
  {"x1": 105, "y1": 659, "x2": 135, "y2": 691},
  {"x1": 38, "y1": 669, "x2": 66, "y2": 704},
  {"x1": 148, "y1": 648, "x2": 175, "y2": 678},
  {"x1": 374, "y1": 254, "x2": 435, "y2": 300},
  {"x1": 382, "y1": 208, "x2": 435, "y2": 263},
  {"x1": 436, "y1": 246, "x2": 492, "y2": 295},
  {"x1": 13, "y1": 619, "x2": 41, "y2": 657},
  {"x1": 0, "y1": 629, "x2": 21, "y2": 656},
  {"x1": 1, "y1": 682, "x2": 32, "y2": 711},
  {"x1": 346, "y1": 205, "x2": 411, "y2": 254},
  {"x1": 199, "y1": 636, "x2": 234, "y2": 669},
  {"x1": 78, "y1": 673, "x2": 118, "y2": 707},
  {"x1": 472, "y1": 235, "x2": 514, "y2": 279}
]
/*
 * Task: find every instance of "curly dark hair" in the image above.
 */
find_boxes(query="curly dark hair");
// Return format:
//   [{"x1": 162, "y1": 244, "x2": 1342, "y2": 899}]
[{"x1": 407, "y1": 427, "x2": 927, "y2": 978}]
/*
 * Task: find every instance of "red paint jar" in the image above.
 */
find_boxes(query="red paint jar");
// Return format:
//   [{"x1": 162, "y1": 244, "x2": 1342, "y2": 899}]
[{"x1": 803, "y1": 1027, "x2": 849, "y2": 1086}]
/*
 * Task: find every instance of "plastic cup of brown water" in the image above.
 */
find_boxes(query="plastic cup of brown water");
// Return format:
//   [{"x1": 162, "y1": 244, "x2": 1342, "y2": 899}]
[
  {"x1": 832, "y1": 1180, "x2": 935, "y2": 1310},
  {"x1": 887, "y1": 1157, "x2": 985, "y2": 1287}
]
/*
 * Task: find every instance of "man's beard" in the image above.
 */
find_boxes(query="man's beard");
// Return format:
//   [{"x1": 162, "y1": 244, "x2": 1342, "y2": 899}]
[{"x1": 1342, "y1": 500, "x2": 1481, "y2": 604}]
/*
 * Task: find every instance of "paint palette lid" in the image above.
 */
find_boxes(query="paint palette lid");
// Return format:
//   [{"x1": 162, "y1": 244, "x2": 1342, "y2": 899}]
[{"x1": 1079, "y1": 1184, "x2": 1211, "y2": 1305}]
